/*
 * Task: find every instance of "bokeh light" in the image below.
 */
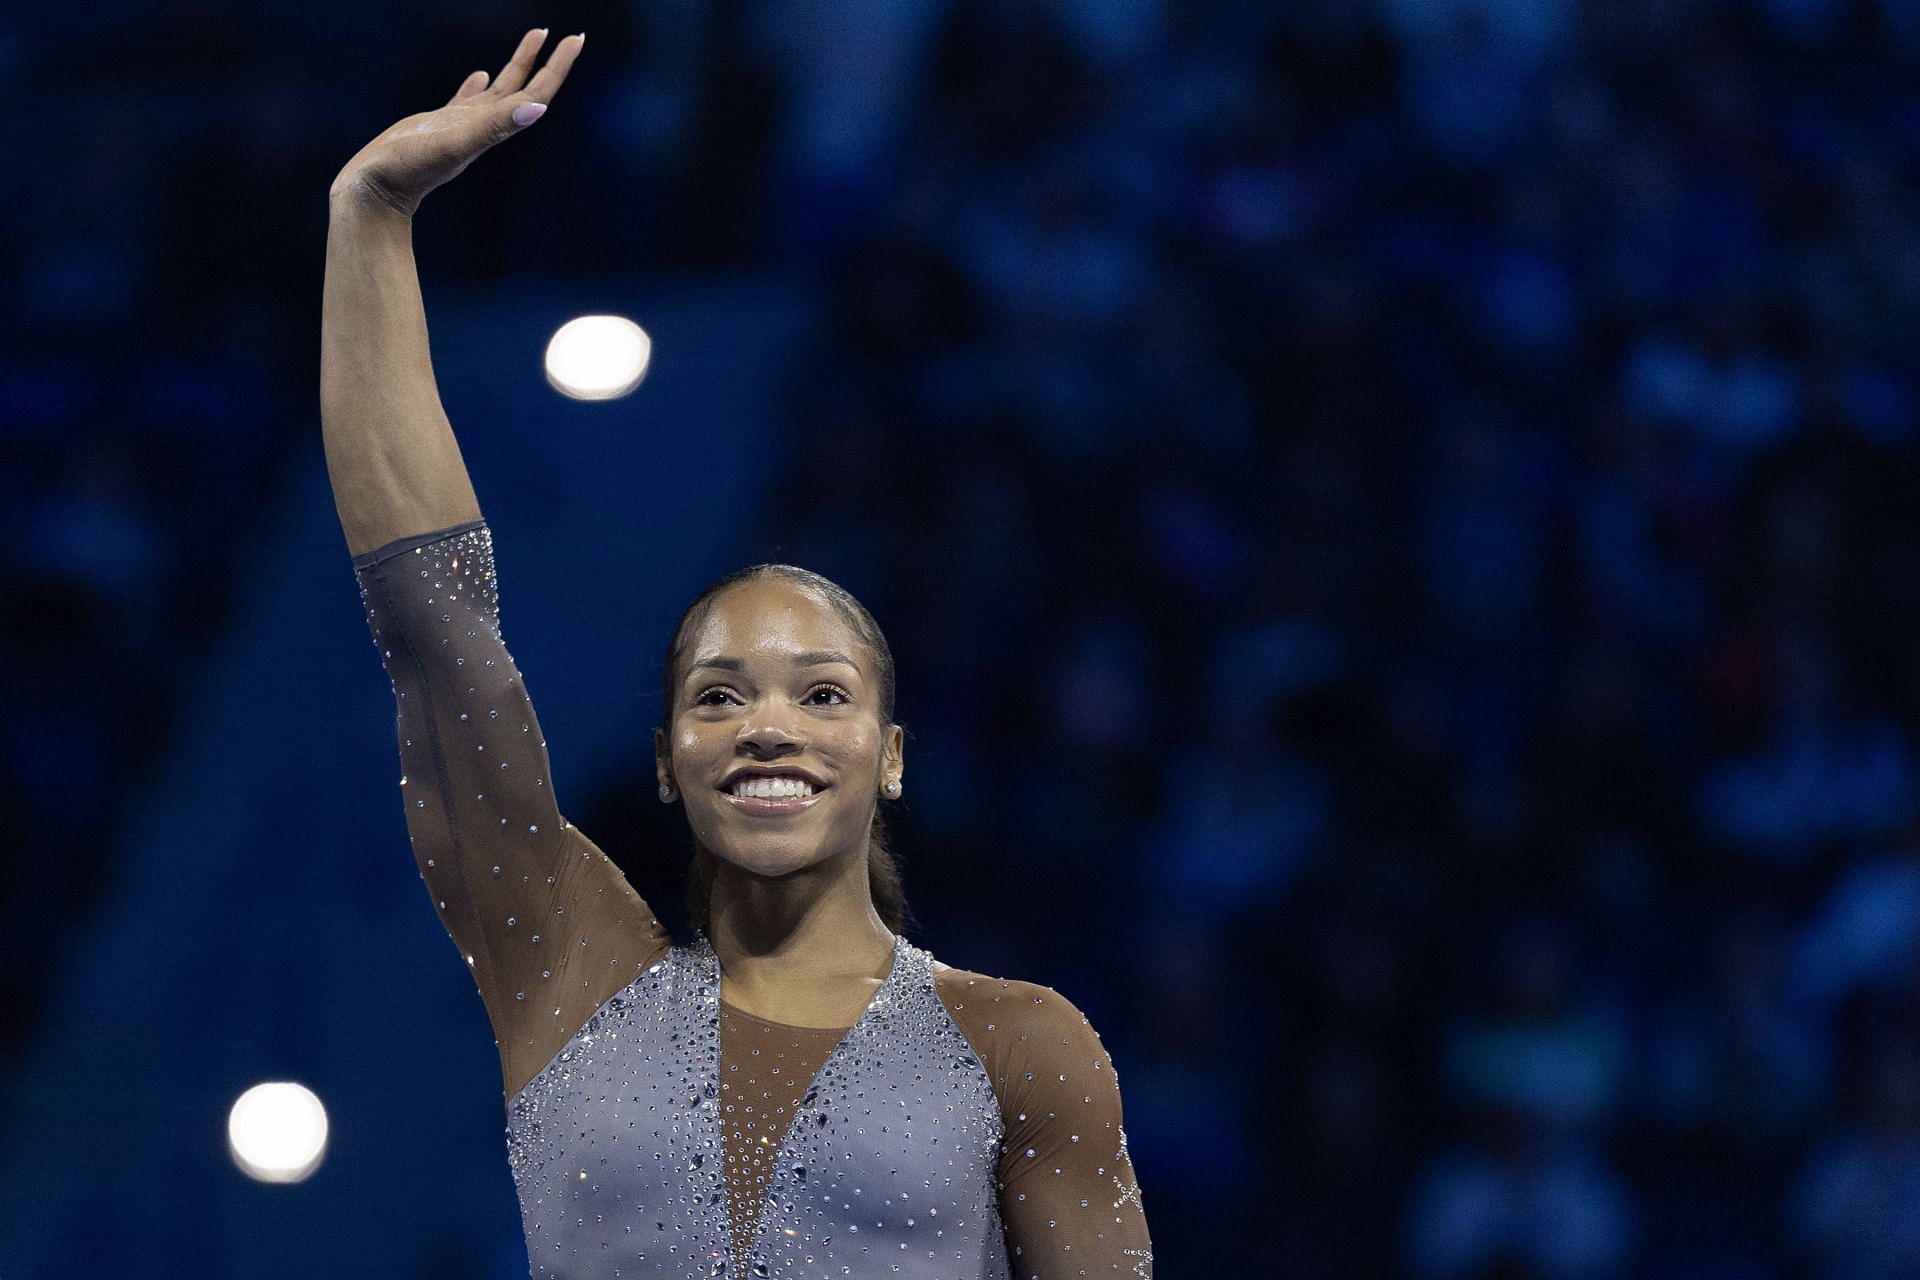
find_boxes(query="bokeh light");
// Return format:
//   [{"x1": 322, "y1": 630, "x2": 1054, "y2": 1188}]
[
  {"x1": 227, "y1": 1081, "x2": 329, "y2": 1184},
  {"x1": 543, "y1": 314, "x2": 652, "y2": 400}
]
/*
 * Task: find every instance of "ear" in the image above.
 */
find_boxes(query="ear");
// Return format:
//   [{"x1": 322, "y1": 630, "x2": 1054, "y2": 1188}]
[
  {"x1": 882, "y1": 722, "x2": 904, "y2": 790},
  {"x1": 654, "y1": 726, "x2": 674, "y2": 797}
]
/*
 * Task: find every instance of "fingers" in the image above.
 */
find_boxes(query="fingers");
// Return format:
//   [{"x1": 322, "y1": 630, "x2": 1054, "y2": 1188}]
[
  {"x1": 518, "y1": 32, "x2": 584, "y2": 106},
  {"x1": 446, "y1": 69, "x2": 489, "y2": 107},
  {"x1": 491, "y1": 27, "x2": 551, "y2": 98}
]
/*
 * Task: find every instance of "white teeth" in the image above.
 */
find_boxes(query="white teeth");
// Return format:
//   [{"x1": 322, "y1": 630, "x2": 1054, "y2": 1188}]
[{"x1": 731, "y1": 776, "x2": 815, "y2": 799}]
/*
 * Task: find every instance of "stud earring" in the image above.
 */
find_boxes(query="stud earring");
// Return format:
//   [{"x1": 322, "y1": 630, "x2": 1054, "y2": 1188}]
[
  {"x1": 659, "y1": 782, "x2": 674, "y2": 801},
  {"x1": 884, "y1": 779, "x2": 901, "y2": 797}
]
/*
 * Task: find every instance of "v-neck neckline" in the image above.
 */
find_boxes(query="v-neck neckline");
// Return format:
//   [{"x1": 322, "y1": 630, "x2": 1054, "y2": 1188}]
[{"x1": 691, "y1": 928, "x2": 913, "y2": 1264}]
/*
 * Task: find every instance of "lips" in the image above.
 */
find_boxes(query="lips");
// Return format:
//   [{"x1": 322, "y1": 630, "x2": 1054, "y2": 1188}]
[{"x1": 721, "y1": 788, "x2": 826, "y2": 817}]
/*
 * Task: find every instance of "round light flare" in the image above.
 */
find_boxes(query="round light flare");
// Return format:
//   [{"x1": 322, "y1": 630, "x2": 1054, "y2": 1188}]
[
  {"x1": 227, "y1": 1081, "x2": 329, "y2": 1184},
  {"x1": 544, "y1": 314, "x2": 652, "y2": 401}
]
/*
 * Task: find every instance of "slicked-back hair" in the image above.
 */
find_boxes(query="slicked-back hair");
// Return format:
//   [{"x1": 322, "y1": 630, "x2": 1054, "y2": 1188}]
[{"x1": 659, "y1": 565, "x2": 910, "y2": 935}]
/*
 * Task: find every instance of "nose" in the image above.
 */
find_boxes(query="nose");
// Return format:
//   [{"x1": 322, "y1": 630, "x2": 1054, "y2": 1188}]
[{"x1": 737, "y1": 702, "x2": 805, "y2": 757}]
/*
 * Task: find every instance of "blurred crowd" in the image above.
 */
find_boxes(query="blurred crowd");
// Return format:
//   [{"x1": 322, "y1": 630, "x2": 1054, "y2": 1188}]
[{"x1": 11, "y1": 0, "x2": 1920, "y2": 1276}]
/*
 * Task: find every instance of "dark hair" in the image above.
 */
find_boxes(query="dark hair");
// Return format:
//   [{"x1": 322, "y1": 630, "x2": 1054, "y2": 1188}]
[{"x1": 660, "y1": 564, "x2": 911, "y2": 935}]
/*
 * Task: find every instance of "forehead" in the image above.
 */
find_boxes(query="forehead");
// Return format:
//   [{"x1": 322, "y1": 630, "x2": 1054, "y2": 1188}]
[{"x1": 682, "y1": 578, "x2": 868, "y2": 673}]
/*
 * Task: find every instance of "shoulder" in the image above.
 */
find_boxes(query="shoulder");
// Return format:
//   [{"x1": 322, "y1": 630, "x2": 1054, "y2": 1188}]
[
  {"x1": 934, "y1": 965, "x2": 1094, "y2": 1028},
  {"x1": 932, "y1": 965, "x2": 1113, "y2": 1085},
  {"x1": 930, "y1": 966, "x2": 1133, "y2": 1183}
]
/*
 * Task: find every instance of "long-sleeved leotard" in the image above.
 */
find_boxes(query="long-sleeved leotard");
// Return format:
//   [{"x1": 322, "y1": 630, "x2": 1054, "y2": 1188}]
[{"x1": 352, "y1": 517, "x2": 1153, "y2": 1279}]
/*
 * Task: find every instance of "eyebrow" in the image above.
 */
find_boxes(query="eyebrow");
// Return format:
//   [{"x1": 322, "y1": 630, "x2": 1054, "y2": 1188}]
[{"x1": 685, "y1": 649, "x2": 861, "y2": 676}]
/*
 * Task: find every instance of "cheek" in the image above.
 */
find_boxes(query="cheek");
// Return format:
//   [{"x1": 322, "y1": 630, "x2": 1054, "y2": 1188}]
[
  {"x1": 671, "y1": 724, "x2": 722, "y2": 779},
  {"x1": 830, "y1": 722, "x2": 883, "y2": 768}
]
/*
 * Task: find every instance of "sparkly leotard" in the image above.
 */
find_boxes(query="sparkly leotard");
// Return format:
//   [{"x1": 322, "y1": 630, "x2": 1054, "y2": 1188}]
[{"x1": 352, "y1": 519, "x2": 1154, "y2": 1279}]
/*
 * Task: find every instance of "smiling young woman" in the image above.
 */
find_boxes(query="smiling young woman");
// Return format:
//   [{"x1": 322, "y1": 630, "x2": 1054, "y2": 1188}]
[{"x1": 325, "y1": 28, "x2": 1152, "y2": 1280}]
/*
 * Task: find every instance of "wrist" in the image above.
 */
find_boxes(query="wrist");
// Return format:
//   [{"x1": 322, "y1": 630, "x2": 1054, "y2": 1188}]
[{"x1": 329, "y1": 176, "x2": 417, "y2": 224}]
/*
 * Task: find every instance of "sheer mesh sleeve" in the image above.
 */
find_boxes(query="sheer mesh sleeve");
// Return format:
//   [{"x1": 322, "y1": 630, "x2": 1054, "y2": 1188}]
[
  {"x1": 352, "y1": 519, "x2": 673, "y2": 1100},
  {"x1": 938, "y1": 973, "x2": 1155, "y2": 1278}
]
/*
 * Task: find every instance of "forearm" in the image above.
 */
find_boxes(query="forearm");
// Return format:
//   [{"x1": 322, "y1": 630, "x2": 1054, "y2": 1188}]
[{"x1": 321, "y1": 187, "x2": 483, "y2": 559}]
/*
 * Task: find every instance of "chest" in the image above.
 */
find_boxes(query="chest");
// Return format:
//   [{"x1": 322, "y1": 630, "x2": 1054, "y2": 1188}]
[{"x1": 504, "y1": 940, "x2": 1011, "y2": 1279}]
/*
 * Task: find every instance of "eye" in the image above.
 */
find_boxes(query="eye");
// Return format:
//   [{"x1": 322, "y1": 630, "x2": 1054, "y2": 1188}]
[
  {"x1": 692, "y1": 686, "x2": 739, "y2": 707},
  {"x1": 807, "y1": 684, "x2": 851, "y2": 705}
]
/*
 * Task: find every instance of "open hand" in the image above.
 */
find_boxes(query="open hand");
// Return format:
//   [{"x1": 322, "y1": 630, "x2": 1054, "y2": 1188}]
[{"x1": 329, "y1": 28, "x2": 584, "y2": 216}]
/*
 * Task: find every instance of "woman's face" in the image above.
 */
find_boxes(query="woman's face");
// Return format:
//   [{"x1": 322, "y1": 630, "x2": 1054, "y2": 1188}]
[{"x1": 656, "y1": 577, "x2": 902, "y2": 884}]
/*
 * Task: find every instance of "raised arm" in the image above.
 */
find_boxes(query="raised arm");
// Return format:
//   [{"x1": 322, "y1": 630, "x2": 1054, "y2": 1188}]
[
  {"x1": 350, "y1": 525, "x2": 669, "y2": 1100},
  {"x1": 322, "y1": 26, "x2": 580, "y2": 555},
  {"x1": 322, "y1": 183, "x2": 479, "y2": 556},
  {"x1": 326, "y1": 31, "x2": 670, "y2": 1103}
]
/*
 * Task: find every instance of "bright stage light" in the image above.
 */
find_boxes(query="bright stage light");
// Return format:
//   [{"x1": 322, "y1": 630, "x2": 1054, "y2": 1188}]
[
  {"x1": 227, "y1": 1080, "x2": 329, "y2": 1183},
  {"x1": 544, "y1": 314, "x2": 652, "y2": 400}
]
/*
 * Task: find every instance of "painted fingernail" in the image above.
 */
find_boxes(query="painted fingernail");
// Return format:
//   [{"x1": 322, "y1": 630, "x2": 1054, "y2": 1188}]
[{"x1": 512, "y1": 102, "x2": 547, "y2": 127}]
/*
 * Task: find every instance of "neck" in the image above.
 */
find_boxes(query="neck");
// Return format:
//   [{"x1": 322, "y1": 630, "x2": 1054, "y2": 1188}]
[{"x1": 704, "y1": 845, "x2": 895, "y2": 995}]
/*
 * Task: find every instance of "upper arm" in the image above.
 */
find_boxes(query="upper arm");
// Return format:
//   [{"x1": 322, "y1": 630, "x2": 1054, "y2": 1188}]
[
  {"x1": 939, "y1": 974, "x2": 1154, "y2": 1279},
  {"x1": 354, "y1": 520, "x2": 672, "y2": 1097}
]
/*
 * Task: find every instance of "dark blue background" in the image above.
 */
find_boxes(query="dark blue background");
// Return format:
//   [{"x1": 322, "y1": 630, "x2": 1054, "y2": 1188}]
[{"x1": 6, "y1": 2, "x2": 1920, "y2": 1276}]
